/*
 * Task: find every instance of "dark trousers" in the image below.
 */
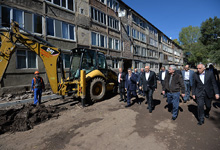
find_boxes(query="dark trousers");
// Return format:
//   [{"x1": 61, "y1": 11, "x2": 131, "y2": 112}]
[
  {"x1": 144, "y1": 89, "x2": 154, "y2": 110},
  {"x1": 183, "y1": 80, "x2": 190, "y2": 101},
  {"x1": 161, "y1": 80, "x2": 167, "y2": 97},
  {"x1": 119, "y1": 84, "x2": 126, "y2": 100},
  {"x1": 197, "y1": 92, "x2": 212, "y2": 121},
  {"x1": 127, "y1": 90, "x2": 138, "y2": 105}
]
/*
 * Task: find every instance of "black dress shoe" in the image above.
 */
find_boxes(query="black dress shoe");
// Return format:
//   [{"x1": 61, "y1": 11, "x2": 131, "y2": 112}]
[
  {"x1": 172, "y1": 116, "x2": 177, "y2": 120},
  {"x1": 125, "y1": 104, "x2": 131, "y2": 108},
  {"x1": 197, "y1": 120, "x2": 204, "y2": 125},
  {"x1": 205, "y1": 114, "x2": 210, "y2": 118},
  {"x1": 149, "y1": 109, "x2": 152, "y2": 113}
]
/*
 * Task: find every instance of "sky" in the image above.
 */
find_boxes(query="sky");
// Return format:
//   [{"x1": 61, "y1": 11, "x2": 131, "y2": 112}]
[{"x1": 124, "y1": 0, "x2": 220, "y2": 41}]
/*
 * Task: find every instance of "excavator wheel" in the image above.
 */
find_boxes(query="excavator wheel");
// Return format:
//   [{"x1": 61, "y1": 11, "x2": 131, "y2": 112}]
[{"x1": 89, "y1": 77, "x2": 106, "y2": 102}]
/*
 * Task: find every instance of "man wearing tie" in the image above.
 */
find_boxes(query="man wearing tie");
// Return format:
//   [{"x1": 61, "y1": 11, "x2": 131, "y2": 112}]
[
  {"x1": 139, "y1": 66, "x2": 157, "y2": 113},
  {"x1": 182, "y1": 65, "x2": 194, "y2": 103},
  {"x1": 118, "y1": 68, "x2": 126, "y2": 102},
  {"x1": 162, "y1": 65, "x2": 185, "y2": 120},
  {"x1": 192, "y1": 64, "x2": 219, "y2": 125},
  {"x1": 125, "y1": 68, "x2": 138, "y2": 107}
]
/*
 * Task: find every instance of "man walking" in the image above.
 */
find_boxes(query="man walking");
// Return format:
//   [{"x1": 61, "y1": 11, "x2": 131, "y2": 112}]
[
  {"x1": 192, "y1": 64, "x2": 219, "y2": 125},
  {"x1": 139, "y1": 66, "x2": 157, "y2": 113},
  {"x1": 31, "y1": 71, "x2": 45, "y2": 106},
  {"x1": 125, "y1": 68, "x2": 138, "y2": 107},
  {"x1": 118, "y1": 68, "x2": 126, "y2": 102},
  {"x1": 159, "y1": 66, "x2": 168, "y2": 98},
  {"x1": 137, "y1": 68, "x2": 145, "y2": 96},
  {"x1": 162, "y1": 65, "x2": 185, "y2": 120},
  {"x1": 182, "y1": 65, "x2": 194, "y2": 103}
]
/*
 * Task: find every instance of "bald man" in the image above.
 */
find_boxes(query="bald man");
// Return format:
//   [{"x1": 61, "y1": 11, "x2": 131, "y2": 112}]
[
  {"x1": 192, "y1": 64, "x2": 219, "y2": 125},
  {"x1": 181, "y1": 65, "x2": 194, "y2": 103}
]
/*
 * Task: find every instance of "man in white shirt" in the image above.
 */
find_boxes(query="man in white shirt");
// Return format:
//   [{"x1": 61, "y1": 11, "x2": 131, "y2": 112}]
[
  {"x1": 192, "y1": 64, "x2": 219, "y2": 125},
  {"x1": 159, "y1": 66, "x2": 168, "y2": 98},
  {"x1": 182, "y1": 65, "x2": 194, "y2": 103}
]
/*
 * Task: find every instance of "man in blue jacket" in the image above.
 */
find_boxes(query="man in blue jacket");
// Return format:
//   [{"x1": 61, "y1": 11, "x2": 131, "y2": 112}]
[
  {"x1": 182, "y1": 65, "x2": 194, "y2": 103},
  {"x1": 32, "y1": 71, "x2": 45, "y2": 106},
  {"x1": 125, "y1": 68, "x2": 138, "y2": 107}
]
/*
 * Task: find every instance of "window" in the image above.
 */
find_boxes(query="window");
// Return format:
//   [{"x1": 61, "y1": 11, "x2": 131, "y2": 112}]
[
  {"x1": 150, "y1": 63, "x2": 154, "y2": 68},
  {"x1": 62, "y1": 54, "x2": 71, "y2": 68},
  {"x1": 46, "y1": 0, "x2": 74, "y2": 11},
  {"x1": 112, "y1": 59, "x2": 119, "y2": 68},
  {"x1": 17, "y1": 50, "x2": 37, "y2": 69},
  {"x1": 98, "y1": 53, "x2": 106, "y2": 69},
  {"x1": 115, "y1": 39, "x2": 119, "y2": 50},
  {"x1": 108, "y1": 16, "x2": 119, "y2": 30},
  {"x1": 132, "y1": 29, "x2": 137, "y2": 38},
  {"x1": 47, "y1": 18, "x2": 75, "y2": 40},
  {"x1": 109, "y1": 37, "x2": 113, "y2": 49},
  {"x1": 91, "y1": 32, "x2": 107, "y2": 48},
  {"x1": 91, "y1": 7, "x2": 107, "y2": 25},
  {"x1": 150, "y1": 38, "x2": 158, "y2": 47},
  {"x1": 107, "y1": 0, "x2": 119, "y2": 12},
  {"x1": 13, "y1": 9, "x2": 23, "y2": 28},
  {"x1": 99, "y1": 0, "x2": 106, "y2": 4},
  {"x1": 142, "y1": 48, "x2": 146, "y2": 56},
  {"x1": 1, "y1": 6, "x2": 11, "y2": 27}
]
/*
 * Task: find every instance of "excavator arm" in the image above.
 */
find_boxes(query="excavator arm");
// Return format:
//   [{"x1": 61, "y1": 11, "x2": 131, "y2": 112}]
[{"x1": 0, "y1": 21, "x2": 61, "y2": 93}]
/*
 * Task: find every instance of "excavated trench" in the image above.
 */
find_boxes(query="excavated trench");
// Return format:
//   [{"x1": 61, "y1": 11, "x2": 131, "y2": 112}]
[{"x1": 0, "y1": 104, "x2": 67, "y2": 134}]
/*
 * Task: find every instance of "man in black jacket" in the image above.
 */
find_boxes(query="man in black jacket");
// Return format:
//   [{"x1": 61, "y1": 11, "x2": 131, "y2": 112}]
[
  {"x1": 162, "y1": 65, "x2": 185, "y2": 120},
  {"x1": 118, "y1": 68, "x2": 126, "y2": 102},
  {"x1": 192, "y1": 64, "x2": 219, "y2": 125},
  {"x1": 139, "y1": 66, "x2": 157, "y2": 113}
]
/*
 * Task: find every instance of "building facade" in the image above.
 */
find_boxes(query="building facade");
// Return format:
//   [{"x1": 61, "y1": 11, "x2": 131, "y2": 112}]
[{"x1": 0, "y1": 0, "x2": 183, "y2": 94}]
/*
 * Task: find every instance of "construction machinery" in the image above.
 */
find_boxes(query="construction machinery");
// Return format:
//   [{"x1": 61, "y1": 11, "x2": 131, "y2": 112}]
[{"x1": 0, "y1": 21, "x2": 118, "y2": 105}]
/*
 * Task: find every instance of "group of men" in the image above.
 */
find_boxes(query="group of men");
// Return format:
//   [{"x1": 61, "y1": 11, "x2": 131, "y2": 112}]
[{"x1": 118, "y1": 64, "x2": 219, "y2": 125}]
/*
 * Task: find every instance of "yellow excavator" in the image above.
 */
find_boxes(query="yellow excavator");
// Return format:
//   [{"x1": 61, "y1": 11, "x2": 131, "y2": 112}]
[{"x1": 0, "y1": 21, "x2": 118, "y2": 106}]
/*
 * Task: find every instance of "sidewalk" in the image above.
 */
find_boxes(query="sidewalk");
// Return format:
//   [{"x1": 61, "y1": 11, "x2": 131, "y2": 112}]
[{"x1": 0, "y1": 94, "x2": 61, "y2": 108}]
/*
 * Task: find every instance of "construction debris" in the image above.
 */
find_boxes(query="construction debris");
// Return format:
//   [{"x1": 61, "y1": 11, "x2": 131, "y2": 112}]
[{"x1": 0, "y1": 104, "x2": 67, "y2": 134}]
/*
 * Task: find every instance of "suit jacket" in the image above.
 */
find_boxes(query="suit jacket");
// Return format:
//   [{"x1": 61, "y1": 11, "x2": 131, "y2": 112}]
[
  {"x1": 134, "y1": 72, "x2": 140, "y2": 83},
  {"x1": 125, "y1": 73, "x2": 137, "y2": 91},
  {"x1": 182, "y1": 70, "x2": 194, "y2": 87},
  {"x1": 163, "y1": 72, "x2": 185, "y2": 93},
  {"x1": 159, "y1": 70, "x2": 168, "y2": 81},
  {"x1": 139, "y1": 71, "x2": 157, "y2": 91},
  {"x1": 206, "y1": 68, "x2": 219, "y2": 82},
  {"x1": 192, "y1": 71, "x2": 219, "y2": 99},
  {"x1": 118, "y1": 72, "x2": 126, "y2": 88}
]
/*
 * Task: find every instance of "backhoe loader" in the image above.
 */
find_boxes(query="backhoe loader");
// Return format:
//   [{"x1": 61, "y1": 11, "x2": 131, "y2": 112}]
[{"x1": 0, "y1": 21, "x2": 118, "y2": 105}]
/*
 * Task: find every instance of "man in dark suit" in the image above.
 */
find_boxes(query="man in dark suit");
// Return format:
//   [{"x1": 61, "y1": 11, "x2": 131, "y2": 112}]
[
  {"x1": 182, "y1": 65, "x2": 194, "y2": 103},
  {"x1": 125, "y1": 68, "x2": 138, "y2": 107},
  {"x1": 159, "y1": 66, "x2": 168, "y2": 98},
  {"x1": 192, "y1": 64, "x2": 219, "y2": 125},
  {"x1": 139, "y1": 66, "x2": 157, "y2": 113},
  {"x1": 118, "y1": 68, "x2": 126, "y2": 102}
]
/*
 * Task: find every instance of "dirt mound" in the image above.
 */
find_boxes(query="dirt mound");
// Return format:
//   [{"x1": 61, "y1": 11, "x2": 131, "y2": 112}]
[{"x1": 0, "y1": 104, "x2": 67, "y2": 134}]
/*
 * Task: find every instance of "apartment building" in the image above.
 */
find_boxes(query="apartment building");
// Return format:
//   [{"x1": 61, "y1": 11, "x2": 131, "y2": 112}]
[{"x1": 0, "y1": 0, "x2": 183, "y2": 94}]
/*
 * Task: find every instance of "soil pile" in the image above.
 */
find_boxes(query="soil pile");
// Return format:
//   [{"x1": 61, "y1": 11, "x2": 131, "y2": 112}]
[{"x1": 0, "y1": 104, "x2": 66, "y2": 134}]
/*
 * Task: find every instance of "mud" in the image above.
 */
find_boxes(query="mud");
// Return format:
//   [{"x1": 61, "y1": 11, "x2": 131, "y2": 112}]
[{"x1": 0, "y1": 104, "x2": 66, "y2": 134}]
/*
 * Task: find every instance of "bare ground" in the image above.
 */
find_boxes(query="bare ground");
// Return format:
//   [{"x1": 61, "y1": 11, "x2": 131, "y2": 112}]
[{"x1": 0, "y1": 84, "x2": 220, "y2": 150}]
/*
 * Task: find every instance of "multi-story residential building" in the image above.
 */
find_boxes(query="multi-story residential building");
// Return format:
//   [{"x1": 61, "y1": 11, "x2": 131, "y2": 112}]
[{"x1": 0, "y1": 0, "x2": 183, "y2": 94}]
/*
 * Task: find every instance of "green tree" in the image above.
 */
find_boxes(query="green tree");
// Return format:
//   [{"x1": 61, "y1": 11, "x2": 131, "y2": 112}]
[
  {"x1": 179, "y1": 25, "x2": 201, "y2": 49},
  {"x1": 200, "y1": 16, "x2": 220, "y2": 64},
  {"x1": 179, "y1": 25, "x2": 202, "y2": 65}
]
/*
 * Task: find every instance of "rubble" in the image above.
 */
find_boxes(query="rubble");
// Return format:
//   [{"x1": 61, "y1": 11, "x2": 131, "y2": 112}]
[{"x1": 0, "y1": 104, "x2": 67, "y2": 134}]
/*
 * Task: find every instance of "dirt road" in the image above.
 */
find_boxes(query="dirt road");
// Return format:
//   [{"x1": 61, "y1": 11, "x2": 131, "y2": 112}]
[{"x1": 0, "y1": 84, "x2": 220, "y2": 150}]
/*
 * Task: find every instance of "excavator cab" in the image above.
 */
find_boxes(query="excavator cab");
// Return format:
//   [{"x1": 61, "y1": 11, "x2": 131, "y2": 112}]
[{"x1": 69, "y1": 48, "x2": 107, "y2": 80}]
